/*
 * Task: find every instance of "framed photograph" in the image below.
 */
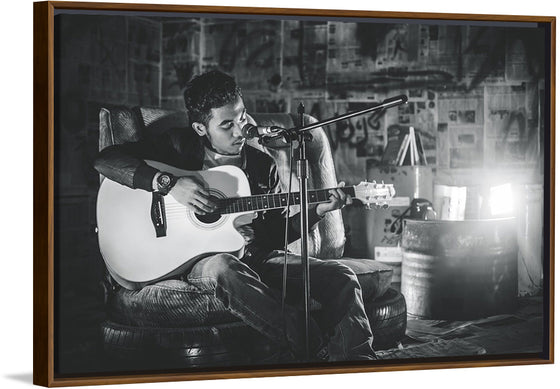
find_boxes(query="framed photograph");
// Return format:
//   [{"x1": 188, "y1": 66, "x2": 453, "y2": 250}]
[{"x1": 33, "y1": 1, "x2": 555, "y2": 387}]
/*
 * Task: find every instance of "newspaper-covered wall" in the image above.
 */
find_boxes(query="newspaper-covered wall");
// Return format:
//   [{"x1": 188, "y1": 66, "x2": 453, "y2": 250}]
[{"x1": 159, "y1": 17, "x2": 545, "y2": 184}]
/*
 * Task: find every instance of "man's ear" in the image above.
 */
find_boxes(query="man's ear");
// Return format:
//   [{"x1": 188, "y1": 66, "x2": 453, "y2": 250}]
[{"x1": 192, "y1": 122, "x2": 207, "y2": 137}]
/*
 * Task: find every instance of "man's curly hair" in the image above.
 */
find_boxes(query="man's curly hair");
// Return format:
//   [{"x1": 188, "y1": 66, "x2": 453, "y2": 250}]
[{"x1": 183, "y1": 70, "x2": 242, "y2": 126}]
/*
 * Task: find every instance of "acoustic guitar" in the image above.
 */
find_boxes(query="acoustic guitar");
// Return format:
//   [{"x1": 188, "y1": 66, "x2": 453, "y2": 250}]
[{"x1": 96, "y1": 161, "x2": 395, "y2": 289}]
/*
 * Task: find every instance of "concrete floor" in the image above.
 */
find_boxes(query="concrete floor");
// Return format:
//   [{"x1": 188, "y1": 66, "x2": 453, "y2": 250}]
[
  {"x1": 54, "y1": 290, "x2": 546, "y2": 377},
  {"x1": 377, "y1": 295, "x2": 545, "y2": 360}
]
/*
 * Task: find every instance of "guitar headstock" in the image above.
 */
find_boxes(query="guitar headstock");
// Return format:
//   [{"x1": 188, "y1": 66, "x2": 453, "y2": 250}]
[{"x1": 353, "y1": 181, "x2": 396, "y2": 210}]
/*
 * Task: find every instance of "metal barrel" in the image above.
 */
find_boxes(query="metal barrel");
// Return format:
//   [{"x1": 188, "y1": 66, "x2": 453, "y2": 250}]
[
  {"x1": 401, "y1": 218, "x2": 518, "y2": 320},
  {"x1": 517, "y1": 184, "x2": 544, "y2": 296}
]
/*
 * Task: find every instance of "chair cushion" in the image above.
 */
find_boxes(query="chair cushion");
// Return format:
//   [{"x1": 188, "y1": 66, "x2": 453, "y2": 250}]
[
  {"x1": 107, "y1": 259, "x2": 393, "y2": 328},
  {"x1": 107, "y1": 279, "x2": 237, "y2": 328},
  {"x1": 333, "y1": 258, "x2": 393, "y2": 301}
]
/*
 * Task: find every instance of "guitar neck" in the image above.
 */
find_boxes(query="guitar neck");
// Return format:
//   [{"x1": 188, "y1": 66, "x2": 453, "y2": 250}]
[{"x1": 215, "y1": 187, "x2": 355, "y2": 215}]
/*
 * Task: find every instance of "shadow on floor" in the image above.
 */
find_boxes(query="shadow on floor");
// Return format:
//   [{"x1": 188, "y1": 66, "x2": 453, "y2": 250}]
[{"x1": 3, "y1": 373, "x2": 33, "y2": 384}]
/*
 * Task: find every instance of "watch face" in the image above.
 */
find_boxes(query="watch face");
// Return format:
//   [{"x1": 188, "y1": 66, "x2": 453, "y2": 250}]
[{"x1": 159, "y1": 175, "x2": 171, "y2": 187}]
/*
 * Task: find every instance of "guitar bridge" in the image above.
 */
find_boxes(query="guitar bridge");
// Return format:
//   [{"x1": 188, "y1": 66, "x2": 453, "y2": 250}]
[{"x1": 151, "y1": 193, "x2": 167, "y2": 238}]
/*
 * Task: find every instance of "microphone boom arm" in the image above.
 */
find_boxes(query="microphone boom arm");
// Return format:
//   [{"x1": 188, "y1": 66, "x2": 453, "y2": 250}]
[{"x1": 264, "y1": 94, "x2": 408, "y2": 143}]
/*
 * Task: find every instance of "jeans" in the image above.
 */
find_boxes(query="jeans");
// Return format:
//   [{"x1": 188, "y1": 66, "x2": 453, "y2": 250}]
[{"x1": 185, "y1": 251, "x2": 375, "y2": 362}]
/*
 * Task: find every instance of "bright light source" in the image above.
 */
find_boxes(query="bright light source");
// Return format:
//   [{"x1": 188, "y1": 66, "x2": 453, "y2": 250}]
[{"x1": 489, "y1": 183, "x2": 515, "y2": 216}]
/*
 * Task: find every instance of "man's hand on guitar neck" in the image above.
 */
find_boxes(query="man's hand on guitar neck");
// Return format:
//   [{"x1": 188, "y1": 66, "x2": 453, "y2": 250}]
[{"x1": 315, "y1": 181, "x2": 353, "y2": 218}]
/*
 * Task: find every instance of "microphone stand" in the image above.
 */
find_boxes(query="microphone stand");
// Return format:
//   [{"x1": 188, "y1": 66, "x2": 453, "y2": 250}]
[
  {"x1": 259, "y1": 94, "x2": 408, "y2": 361},
  {"x1": 296, "y1": 102, "x2": 312, "y2": 360}
]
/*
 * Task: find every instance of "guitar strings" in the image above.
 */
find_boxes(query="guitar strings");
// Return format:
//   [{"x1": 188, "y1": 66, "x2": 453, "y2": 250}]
[
  {"x1": 160, "y1": 185, "x2": 389, "y2": 216},
  {"x1": 162, "y1": 200, "x2": 333, "y2": 216}
]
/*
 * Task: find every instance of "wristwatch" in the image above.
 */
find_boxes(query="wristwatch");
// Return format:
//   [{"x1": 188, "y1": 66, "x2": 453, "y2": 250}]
[{"x1": 155, "y1": 172, "x2": 177, "y2": 195}]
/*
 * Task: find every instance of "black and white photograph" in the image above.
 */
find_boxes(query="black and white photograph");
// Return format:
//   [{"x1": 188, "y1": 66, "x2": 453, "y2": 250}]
[{"x1": 26, "y1": 0, "x2": 555, "y2": 387}]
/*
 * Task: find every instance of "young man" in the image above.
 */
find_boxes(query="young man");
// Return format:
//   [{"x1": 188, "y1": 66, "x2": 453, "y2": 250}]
[{"x1": 94, "y1": 70, "x2": 376, "y2": 362}]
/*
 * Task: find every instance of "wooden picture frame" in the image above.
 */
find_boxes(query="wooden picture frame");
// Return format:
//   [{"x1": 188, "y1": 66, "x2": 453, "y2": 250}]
[{"x1": 33, "y1": 1, "x2": 555, "y2": 386}]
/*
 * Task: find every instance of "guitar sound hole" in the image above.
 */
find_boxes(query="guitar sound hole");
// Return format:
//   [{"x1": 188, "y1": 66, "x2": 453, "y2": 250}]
[{"x1": 195, "y1": 213, "x2": 222, "y2": 224}]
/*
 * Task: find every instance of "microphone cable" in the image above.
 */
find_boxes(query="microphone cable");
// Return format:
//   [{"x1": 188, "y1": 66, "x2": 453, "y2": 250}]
[{"x1": 281, "y1": 137, "x2": 295, "y2": 317}]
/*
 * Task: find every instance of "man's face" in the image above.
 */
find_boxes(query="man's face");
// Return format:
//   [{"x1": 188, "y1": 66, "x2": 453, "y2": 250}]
[{"x1": 193, "y1": 95, "x2": 248, "y2": 155}]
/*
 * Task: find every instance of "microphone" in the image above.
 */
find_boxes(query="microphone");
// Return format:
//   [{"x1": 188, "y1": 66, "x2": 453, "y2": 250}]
[
  {"x1": 381, "y1": 94, "x2": 408, "y2": 108},
  {"x1": 241, "y1": 123, "x2": 283, "y2": 139}
]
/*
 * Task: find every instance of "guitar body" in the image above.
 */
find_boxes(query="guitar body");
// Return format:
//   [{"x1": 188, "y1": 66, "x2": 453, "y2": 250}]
[{"x1": 97, "y1": 161, "x2": 254, "y2": 290}]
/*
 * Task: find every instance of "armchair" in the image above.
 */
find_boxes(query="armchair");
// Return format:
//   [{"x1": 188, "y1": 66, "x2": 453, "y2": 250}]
[{"x1": 96, "y1": 106, "x2": 404, "y2": 368}]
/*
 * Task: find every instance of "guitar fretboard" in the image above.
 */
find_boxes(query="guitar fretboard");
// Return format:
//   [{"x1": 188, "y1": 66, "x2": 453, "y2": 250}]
[{"x1": 215, "y1": 187, "x2": 355, "y2": 214}]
